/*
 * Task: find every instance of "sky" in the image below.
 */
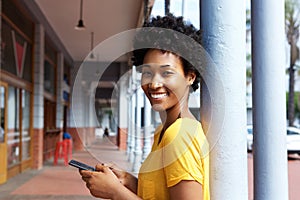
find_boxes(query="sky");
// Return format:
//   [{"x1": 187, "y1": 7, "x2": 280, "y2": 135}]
[{"x1": 151, "y1": 0, "x2": 252, "y2": 29}]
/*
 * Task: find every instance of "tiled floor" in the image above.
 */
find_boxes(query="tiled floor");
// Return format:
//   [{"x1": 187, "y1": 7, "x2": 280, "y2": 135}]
[{"x1": 0, "y1": 137, "x2": 132, "y2": 200}]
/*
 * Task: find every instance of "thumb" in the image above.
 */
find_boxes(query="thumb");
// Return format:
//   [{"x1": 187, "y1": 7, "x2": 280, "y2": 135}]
[{"x1": 95, "y1": 163, "x2": 105, "y2": 172}]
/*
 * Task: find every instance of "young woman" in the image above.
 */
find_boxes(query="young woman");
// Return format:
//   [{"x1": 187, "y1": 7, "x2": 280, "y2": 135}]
[{"x1": 79, "y1": 14, "x2": 210, "y2": 200}]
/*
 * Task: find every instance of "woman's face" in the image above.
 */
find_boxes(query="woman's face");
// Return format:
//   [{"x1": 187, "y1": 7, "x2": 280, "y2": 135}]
[{"x1": 141, "y1": 49, "x2": 195, "y2": 112}]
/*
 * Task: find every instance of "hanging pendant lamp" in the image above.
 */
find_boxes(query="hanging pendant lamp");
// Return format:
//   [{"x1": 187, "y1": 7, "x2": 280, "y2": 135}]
[
  {"x1": 90, "y1": 32, "x2": 95, "y2": 59},
  {"x1": 75, "y1": 0, "x2": 85, "y2": 30}
]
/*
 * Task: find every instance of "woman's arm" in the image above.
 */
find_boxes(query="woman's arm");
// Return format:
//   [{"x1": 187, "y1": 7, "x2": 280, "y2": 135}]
[
  {"x1": 80, "y1": 165, "x2": 141, "y2": 200},
  {"x1": 169, "y1": 180, "x2": 203, "y2": 200}
]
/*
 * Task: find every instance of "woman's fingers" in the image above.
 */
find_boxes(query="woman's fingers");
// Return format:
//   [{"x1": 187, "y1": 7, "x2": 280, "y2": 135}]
[{"x1": 80, "y1": 170, "x2": 92, "y2": 178}]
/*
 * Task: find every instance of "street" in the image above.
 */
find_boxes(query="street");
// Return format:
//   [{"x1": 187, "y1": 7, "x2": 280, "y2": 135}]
[{"x1": 247, "y1": 153, "x2": 300, "y2": 200}]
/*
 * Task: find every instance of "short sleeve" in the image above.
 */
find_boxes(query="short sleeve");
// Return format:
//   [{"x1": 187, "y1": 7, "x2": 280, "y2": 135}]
[{"x1": 161, "y1": 119, "x2": 206, "y2": 187}]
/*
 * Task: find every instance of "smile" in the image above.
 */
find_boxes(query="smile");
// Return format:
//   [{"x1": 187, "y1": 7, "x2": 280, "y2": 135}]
[{"x1": 150, "y1": 93, "x2": 167, "y2": 99}]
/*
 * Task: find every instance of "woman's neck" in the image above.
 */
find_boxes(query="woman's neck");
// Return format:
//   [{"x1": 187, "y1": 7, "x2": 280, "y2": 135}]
[{"x1": 159, "y1": 101, "x2": 193, "y2": 129}]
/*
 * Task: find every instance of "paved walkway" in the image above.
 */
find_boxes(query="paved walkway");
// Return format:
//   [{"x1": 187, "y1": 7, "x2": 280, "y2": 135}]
[
  {"x1": 0, "y1": 137, "x2": 132, "y2": 200},
  {"x1": 1, "y1": 136, "x2": 299, "y2": 200}
]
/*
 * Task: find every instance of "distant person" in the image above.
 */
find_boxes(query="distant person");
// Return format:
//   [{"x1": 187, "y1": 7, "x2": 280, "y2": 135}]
[
  {"x1": 63, "y1": 132, "x2": 72, "y2": 140},
  {"x1": 103, "y1": 127, "x2": 109, "y2": 137}
]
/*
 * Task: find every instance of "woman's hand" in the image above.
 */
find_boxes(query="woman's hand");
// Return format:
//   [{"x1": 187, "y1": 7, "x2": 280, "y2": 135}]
[
  {"x1": 111, "y1": 168, "x2": 138, "y2": 193},
  {"x1": 80, "y1": 164, "x2": 123, "y2": 199}
]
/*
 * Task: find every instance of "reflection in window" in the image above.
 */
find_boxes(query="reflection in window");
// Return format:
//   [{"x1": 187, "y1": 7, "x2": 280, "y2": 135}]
[
  {"x1": 7, "y1": 86, "x2": 20, "y2": 167},
  {"x1": 22, "y1": 89, "x2": 30, "y2": 160}
]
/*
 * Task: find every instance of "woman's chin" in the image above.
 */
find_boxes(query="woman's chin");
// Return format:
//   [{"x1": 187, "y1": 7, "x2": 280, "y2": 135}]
[{"x1": 151, "y1": 104, "x2": 166, "y2": 112}]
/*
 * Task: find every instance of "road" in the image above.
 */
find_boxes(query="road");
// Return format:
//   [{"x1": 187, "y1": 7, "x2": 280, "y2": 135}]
[{"x1": 247, "y1": 153, "x2": 300, "y2": 200}]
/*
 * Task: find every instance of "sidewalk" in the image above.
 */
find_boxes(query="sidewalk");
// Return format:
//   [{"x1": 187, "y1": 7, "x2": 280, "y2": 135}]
[{"x1": 0, "y1": 137, "x2": 132, "y2": 200}]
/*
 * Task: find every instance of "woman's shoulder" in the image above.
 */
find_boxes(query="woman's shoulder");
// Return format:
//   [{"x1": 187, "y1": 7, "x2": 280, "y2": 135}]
[
  {"x1": 168, "y1": 118, "x2": 203, "y2": 132},
  {"x1": 163, "y1": 118, "x2": 204, "y2": 143}
]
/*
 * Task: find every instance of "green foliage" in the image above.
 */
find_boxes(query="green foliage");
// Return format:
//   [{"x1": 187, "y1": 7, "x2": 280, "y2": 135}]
[
  {"x1": 286, "y1": 91, "x2": 300, "y2": 119},
  {"x1": 246, "y1": 68, "x2": 252, "y2": 79}
]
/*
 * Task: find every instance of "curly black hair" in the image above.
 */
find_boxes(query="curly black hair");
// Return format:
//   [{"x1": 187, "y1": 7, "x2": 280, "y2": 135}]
[{"x1": 132, "y1": 14, "x2": 202, "y2": 92}]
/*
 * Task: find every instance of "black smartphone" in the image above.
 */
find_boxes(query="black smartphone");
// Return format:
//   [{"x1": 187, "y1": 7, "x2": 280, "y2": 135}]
[{"x1": 68, "y1": 159, "x2": 96, "y2": 171}]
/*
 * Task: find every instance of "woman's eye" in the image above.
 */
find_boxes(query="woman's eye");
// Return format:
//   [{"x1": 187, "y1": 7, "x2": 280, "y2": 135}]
[
  {"x1": 162, "y1": 71, "x2": 174, "y2": 76},
  {"x1": 142, "y1": 71, "x2": 152, "y2": 77}
]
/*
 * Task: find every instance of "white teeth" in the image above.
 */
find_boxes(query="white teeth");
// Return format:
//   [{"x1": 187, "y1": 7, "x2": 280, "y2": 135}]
[{"x1": 151, "y1": 93, "x2": 167, "y2": 99}]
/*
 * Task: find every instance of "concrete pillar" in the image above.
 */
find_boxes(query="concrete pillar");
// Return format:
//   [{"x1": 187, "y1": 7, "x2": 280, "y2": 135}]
[
  {"x1": 56, "y1": 52, "x2": 64, "y2": 131},
  {"x1": 126, "y1": 93, "x2": 131, "y2": 154},
  {"x1": 128, "y1": 78, "x2": 136, "y2": 163},
  {"x1": 132, "y1": 85, "x2": 143, "y2": 172},
  {"x1": 251, "y1": 0, "x2": 288, "y2": 199},
  {"x1": 200, "y1": 0, "x2": 248, "y2": 199},
  {"x1": 32, "y1": 24, "x2": 45, "y2": 169},
  {"x1": 142, "y1": 94, "x2": 152, "y2": 161},
  {"x1": 69, "y1": 62, "x2": 85, "y2": 150},
  {"x1": 118, "y1": 63, "x2": 128, "y2": 150},
  {"x1": 126, "y1": 76, "x2": 133, "y2": 155}
]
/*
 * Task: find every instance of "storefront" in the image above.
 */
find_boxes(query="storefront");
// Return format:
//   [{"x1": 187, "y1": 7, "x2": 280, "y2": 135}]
[
  {"x1": 0, "y1": 0, "x2": 34, "y2": 182},
  {"x1": 0, "y1": 0, "x2": 71, "y2": 184}
]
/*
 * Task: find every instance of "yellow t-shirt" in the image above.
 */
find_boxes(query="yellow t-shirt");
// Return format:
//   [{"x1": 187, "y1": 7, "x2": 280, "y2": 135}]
[{"x1": 138, "y1": 118, "x2": 210, "y2": 200}]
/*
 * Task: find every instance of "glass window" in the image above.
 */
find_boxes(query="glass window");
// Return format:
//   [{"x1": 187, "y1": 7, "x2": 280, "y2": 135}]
[
  {"x1": 21, "y1": 89, "x2": 31, "y2": 160},
  {"x1": 7, "y1": 86, "x2": 20, "y2": 167},
  {"x1": 1, "y1": 20, "x2": 33, "y2": 82},
  {"x1": 44, "y1": 60, "x2": 55, "y2": 95}
]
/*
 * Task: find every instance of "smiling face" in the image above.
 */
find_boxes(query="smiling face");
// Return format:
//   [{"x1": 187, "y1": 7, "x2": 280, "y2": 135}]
[{"x1": 141, "y1": 49, "x2": 195, "y2": 112}]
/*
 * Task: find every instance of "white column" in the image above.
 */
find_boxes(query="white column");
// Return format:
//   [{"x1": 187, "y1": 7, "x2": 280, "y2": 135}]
[
  {"x1": 126, "y1": 76, "x2": 133, "y2": 155},
  {"x1": 132, "y1": 87, "x2": 143, "y2": 173},
  {"x1": 118, "y1": 63, "x2": 128, "y2": 150},
  {"x1": 128, "y1": 87, "x2": 136, "y2": 163},
  {"x1": 200, "y1": 0, "x2": 248, "y2": 199},
  {"x1": 142, "y1": 94, "x2": 152, "y2": 161},
  {"x1": 251, "y1": 0, "x2": 288, "y2": 199},
  {"x1": 126, "y1": 92, "x2": 132, "y2": 154},
  {"x1": 70, "y1": 62, "x2": 85, "y2": 128}
]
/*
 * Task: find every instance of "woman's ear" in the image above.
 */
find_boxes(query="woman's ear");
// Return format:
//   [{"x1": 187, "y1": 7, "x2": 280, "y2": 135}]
[{"x1": 187, "y1": 71, "x2": 196, "y2": 85}]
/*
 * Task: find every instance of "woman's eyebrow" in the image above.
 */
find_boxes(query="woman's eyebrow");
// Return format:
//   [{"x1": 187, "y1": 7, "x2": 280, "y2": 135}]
[
  {"x1": 160, "y1": 64, "x2": 171, "y2": 68},
  {"x1": 141, "y1": 64, "x2": 172, "y2": 69}
]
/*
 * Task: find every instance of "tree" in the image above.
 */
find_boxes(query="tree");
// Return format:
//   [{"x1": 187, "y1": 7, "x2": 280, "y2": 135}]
[
  {"x1": 286, "y1": 0, "x2": 300, "y2": 126},
  {"x1": 165, "y1": 0, "x2": 170, "y2": 15}
]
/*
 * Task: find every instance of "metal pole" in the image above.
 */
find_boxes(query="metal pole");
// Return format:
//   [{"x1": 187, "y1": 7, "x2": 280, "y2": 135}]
[
  {"x1": 200, "y1": 0, "x2": 248, "y2": 199},
  {"x1": 251, "y1": 0, "x2": 288, "y2": 199}
]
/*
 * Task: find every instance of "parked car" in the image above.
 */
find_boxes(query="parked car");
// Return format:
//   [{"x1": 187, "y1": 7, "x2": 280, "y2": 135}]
[
  {"x1": 247, "y1": 125, "x2": 253, "y2": 152},
  {"x1": 286, "y1": 127, "x2": 300, "y2": 154},
  {"x1": 246, "y1": 125, "x2": 300, "y2": 154}
]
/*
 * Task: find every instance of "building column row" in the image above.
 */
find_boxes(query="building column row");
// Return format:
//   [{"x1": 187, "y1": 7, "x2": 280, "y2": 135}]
[
  {"x1": 32, "y1": 23, "x2": 45, "y2": 170},
  {"x1": 126, "y1": 67, "x2": 153, "y2": 173}
]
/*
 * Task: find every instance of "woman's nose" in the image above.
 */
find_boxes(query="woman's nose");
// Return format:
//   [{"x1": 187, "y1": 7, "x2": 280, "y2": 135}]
[{"x1": 148, "y1": 81, "x2": 163, "y2": 89}]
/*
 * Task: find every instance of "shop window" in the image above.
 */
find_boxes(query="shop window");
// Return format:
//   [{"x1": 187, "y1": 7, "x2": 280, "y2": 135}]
[
  {"x1": 21, "y1": 90, "x2": 30, "y2": 160},
  {"x1": 7, "y1": 87, "x2": 20, "y2": 167},
  {"x1": 44, "y1": 39, "x2": 56, "y2": 96},
  {"x1": 44, "y1": 60, "x2": 55, "y2": 95},
  {"x1": 1, "y1": 20, "x2": 33, "y2": 82},
  {"x1": 7, "y1": 87, "x2": 32, "y2": 167}
]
